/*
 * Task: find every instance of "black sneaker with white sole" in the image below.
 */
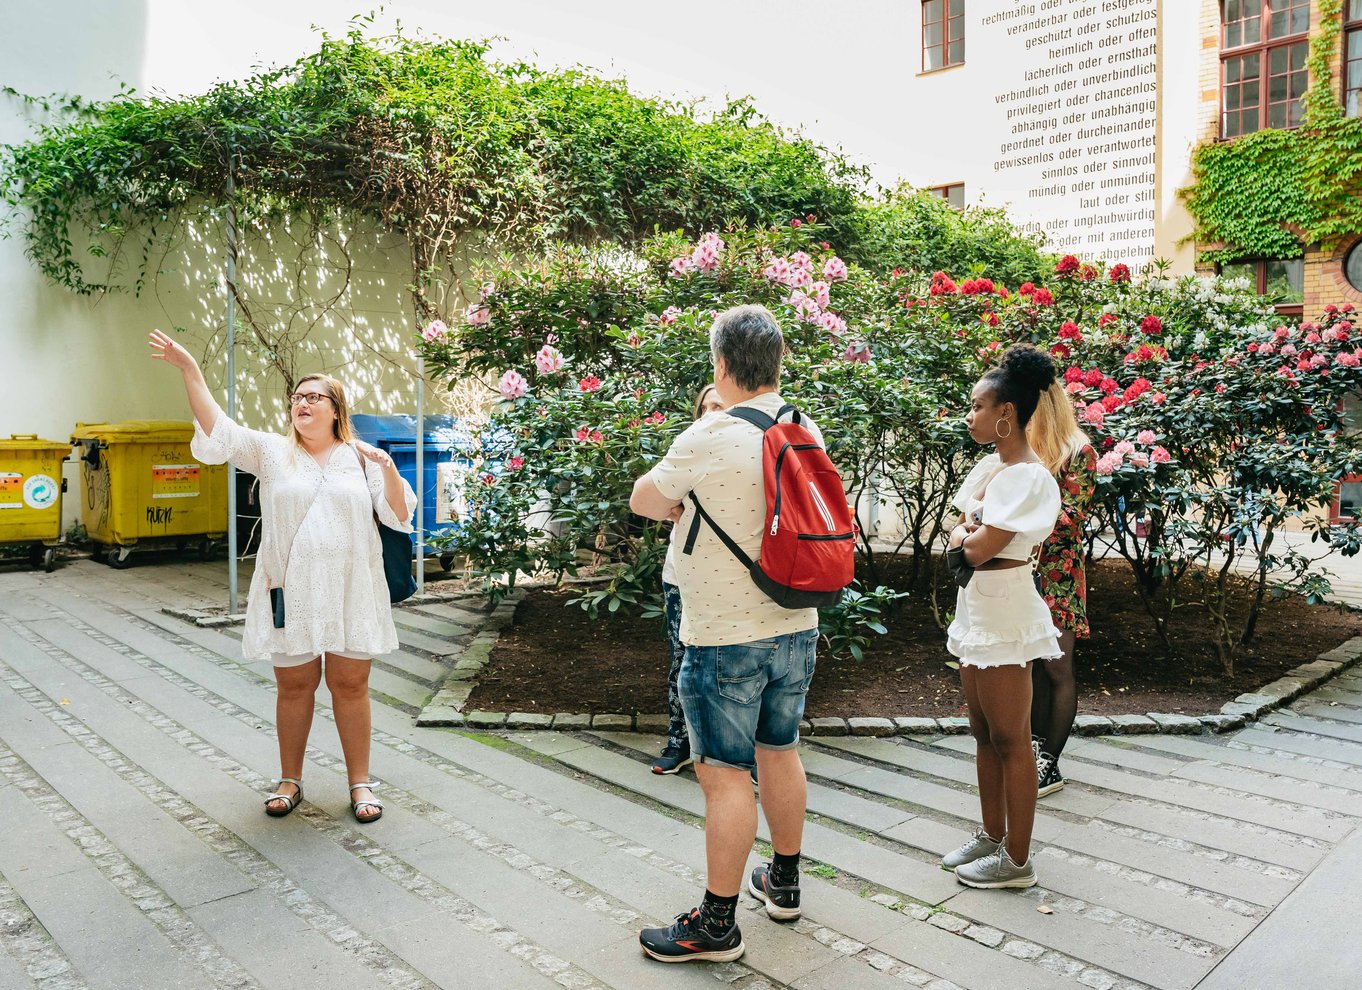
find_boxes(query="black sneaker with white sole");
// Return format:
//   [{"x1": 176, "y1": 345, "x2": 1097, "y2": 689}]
[
  {"x1": 1037, "y1": 754, "x2": 1065, "y2": 797},
  {"x1": 639, "y1": 908, "x2": 744, "y2": 963},
  {"x1": 748, "y1": 863, "x2": 801, "y2": 920},
  {"x1": 651, "y1": 744, "x2": 693, "y2": 775}
]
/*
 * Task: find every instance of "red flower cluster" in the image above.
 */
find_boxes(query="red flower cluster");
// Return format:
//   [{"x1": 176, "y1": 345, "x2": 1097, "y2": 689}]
[
  {"x1": 1139, "y1": 315, "x2": 1163, "y2": 335},
  {"x1": 1058, "y1": 320, "x2": 1082, "y2": 341},
  {"x1": 959, "y1": 277, "x2": 996, "y2": 295},
  {"x1": 981, "y1": 312, "x2": 1000, "y2": 326},
  {"x1": 1050, "y1": 343, "x2": 1071, "y2": 359},
  {"x1": 1124, "y1": 343, "x2": 1167, "y2": 364},
  {"x1": 1018, "y1": 282, "x2": 1035, "y2": 296},
  {"x1": 507, "y1": 456, "x2": 525, "y2": 471},
  {"x1": 578, "y1": 375, "x2": 602, "y2": 392},
  {"x1": 1109, "y1": 263, "x2": 1131, "y2": 282},
  {"x1": 1032, "y1": 287, "x2": 1055, "y2": 306},
  {"x1": 1098, "y1": 312, "x2": 1118, "y2": 329},
  {"x1": 929, "y1": 271, "x2": 957, "y2": 296},
  {"x1": 574, "y1": 426, "x2": 604, "y2": 443},
  {"x1": 1079, "y1": 264, "x2": 1098, "y2": 282},
  {"x1": 1055, "y1": 255, "x2": 1080, "y2": 276},
  {"x1": 1123, "y1": 378, "x2": 1153, "y2": 404}
]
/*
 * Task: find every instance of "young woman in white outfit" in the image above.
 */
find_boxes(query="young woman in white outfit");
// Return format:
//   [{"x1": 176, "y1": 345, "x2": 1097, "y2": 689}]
[
  {"x1": 150, "y1": 331, "x2": 417, "y2": 823},
  {"x1": 942, "y1": 343, "x2": 1062, "y2": 888}
]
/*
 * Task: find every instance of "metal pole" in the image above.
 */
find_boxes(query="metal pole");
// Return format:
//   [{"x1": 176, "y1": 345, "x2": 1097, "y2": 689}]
[
  {"x1": 415, "y1": 354, "x2": 425, "y2": 594},
  {"x1": 225, "y1": 170, "x2": 239, "y2": 613}
]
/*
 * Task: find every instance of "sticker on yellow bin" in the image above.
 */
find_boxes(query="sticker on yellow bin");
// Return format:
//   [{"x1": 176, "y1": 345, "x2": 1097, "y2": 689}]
[
  {"x1": 0, "y1": 472, "x2": 20, "y2": 509},
  {"x1": 24, "y1": 475, "x2": 59, "y2": 510},
  {"x1": 152, "y1": 463, "x2": 201, "y2": 499}
]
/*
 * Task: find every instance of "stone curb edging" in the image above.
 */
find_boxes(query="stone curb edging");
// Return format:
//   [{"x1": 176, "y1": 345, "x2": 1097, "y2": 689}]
[{"x1": 415, "y1": 616, "x2": 1362, "y2": 737}]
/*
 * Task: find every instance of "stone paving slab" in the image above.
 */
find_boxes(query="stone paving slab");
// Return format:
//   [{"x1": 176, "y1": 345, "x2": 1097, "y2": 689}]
[{"x1": 9, "y1": 559, "x2": 1362, "y2": 990}]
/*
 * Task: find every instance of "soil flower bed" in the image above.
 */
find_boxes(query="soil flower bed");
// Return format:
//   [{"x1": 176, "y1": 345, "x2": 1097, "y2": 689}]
[{"x1": 466, "y1": 558, "x2": 1362, "y2": 719}]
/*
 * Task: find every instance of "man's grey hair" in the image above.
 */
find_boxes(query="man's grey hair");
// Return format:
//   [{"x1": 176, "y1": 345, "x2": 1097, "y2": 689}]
[{"x1": 709, "y1": 305, "x2": 784, "y2": 391}]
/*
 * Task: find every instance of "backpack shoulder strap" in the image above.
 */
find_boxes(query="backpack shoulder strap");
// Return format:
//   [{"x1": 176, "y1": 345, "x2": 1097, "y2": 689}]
[
  {"x1": 726, "y1": 406, "x2": 777, "y2": 432},
  {"x1": 682, "y1": 493, "x2": 755, "y2": 569},
  {"x1": 776, "y1": 403, "x2": 802, "y2": 427}
]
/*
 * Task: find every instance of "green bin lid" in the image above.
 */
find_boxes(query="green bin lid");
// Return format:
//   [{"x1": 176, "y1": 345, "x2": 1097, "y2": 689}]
[
  {"x1": 0, "y1": 434, "x2": 70, "y2": 454},
  {"x1": 69, "y1": 420, "x2": 196, "y2": 444}
]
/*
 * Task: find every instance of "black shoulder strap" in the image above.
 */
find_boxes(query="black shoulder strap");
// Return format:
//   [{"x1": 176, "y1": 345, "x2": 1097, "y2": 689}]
[
  {"x1": 777, "y1": 403, "x2": 802, "y2": 427},
  {"x1": 682, "y1": 493, "x2": 754, "y2": 568},
  {"x1": 726, "y1": 406, "x2": 777, "y2": 432}
]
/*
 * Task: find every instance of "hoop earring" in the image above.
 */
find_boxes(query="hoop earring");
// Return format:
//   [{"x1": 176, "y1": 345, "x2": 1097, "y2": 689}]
[{"x1": 995, "y1": 419, "x2": 1013, "y2": 440}]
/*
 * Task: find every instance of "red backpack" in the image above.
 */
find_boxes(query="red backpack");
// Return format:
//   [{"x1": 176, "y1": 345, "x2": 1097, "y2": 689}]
[{"x1": 683, "y1": 403, "x2": 855, "y2": 608}]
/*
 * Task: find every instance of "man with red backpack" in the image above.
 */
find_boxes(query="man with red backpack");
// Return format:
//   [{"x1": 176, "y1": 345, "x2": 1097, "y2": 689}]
[{"x1": 630, "y1": 304, "x2": 854, "y2": 964}]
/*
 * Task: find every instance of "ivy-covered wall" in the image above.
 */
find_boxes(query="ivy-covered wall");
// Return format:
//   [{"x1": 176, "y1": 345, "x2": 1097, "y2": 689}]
[{"x1": 1183, "y1": 0, "x2": 1362, "y2": 267}]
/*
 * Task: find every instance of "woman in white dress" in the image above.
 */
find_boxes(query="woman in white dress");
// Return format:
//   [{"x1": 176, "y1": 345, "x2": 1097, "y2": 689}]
[
  {"x1": 941, "y1": 343, "x2": 1062, "y2": 888},
  {"x1": 150, "y1": 331, "x2": 416, "y2": 823}
]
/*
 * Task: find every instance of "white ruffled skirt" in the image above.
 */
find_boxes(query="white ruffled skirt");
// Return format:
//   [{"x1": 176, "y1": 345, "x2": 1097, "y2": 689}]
[{"x1": 947, "y1": 565, "x2": 1063, "y2": 668}]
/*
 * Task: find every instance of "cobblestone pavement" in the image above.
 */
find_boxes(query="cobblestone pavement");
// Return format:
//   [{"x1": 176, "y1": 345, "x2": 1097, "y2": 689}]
[{"x1": 2, "y1": 558, "x2": 1362, "y2": 989}]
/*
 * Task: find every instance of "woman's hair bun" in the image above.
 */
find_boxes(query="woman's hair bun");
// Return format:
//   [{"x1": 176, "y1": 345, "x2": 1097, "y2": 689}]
[{"x1": 998, "y1": 343, "x2": 1056, "y2": 394}]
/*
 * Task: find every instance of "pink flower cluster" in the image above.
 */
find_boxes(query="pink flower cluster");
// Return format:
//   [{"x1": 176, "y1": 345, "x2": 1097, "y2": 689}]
[
  {"x1": 670, "y1": 231, "x2": 726, "y2": 277},
  {"x1": 498, "y1": 369, "x2": 528, "y2": 401},
  {"x1": 535, "y1": 344, "x2": 565, "y2": 374},
  {"x1": 1095, "y1": 438, "x2": 1171, "y2": 475},
  {"x1": 574, "y1": 426, "x2": 604, "y2": 443},
  {"x1": 578, "y1": 375, "x2": 602, "y2": 393},
  {"x1": 466, "y1": 305, "x2": 491, "y2": 327},
  {"x1": 421, "y1": 320, "x2": 450, "y2": 342},
  {"x1": 658, "y1": 305, "x2": 682, "y2": 325}
]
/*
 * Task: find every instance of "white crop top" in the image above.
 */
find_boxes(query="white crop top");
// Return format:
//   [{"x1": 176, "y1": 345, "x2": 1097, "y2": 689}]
[{"x1": 951, "y1": 454, "x2": 1061, "y2": 562}]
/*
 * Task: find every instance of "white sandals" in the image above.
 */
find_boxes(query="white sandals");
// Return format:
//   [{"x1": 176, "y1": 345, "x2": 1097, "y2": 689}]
[
  {"x1": 349, "y1": 782, "x2": 383, "y2": 823},
  {"x1": 265, "y1": 778, "x2": 303, "y2": 818}
]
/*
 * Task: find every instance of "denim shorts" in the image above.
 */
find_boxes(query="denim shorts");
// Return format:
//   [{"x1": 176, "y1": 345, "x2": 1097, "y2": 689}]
[{"x1": 678, "y1": 628, "x2": 818, "y2": 771}]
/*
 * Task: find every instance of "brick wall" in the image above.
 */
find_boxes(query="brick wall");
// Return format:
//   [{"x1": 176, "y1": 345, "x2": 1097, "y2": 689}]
[{"x1": 1194, "y1": 1, "x2": 1362, "y2": 311}]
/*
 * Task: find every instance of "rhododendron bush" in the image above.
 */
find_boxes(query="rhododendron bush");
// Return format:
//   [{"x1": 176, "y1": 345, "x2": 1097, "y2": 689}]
[{"x1": 419, "y1": 226, "x2": 1362, "y2": 672}]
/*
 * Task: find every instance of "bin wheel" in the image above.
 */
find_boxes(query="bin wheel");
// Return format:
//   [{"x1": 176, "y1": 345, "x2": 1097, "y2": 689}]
[
  {"x1": 42, "y1": 548, "x2": 56, "y2": 573},
  {"x1": 439, "y1": 553, "x2": 456, "y2": 573},
  {"x1": 107, "y1": 546, "x2": 132, "y2": 569}
]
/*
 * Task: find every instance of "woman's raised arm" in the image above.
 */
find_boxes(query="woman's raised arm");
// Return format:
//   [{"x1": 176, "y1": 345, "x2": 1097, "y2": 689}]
[{"x1": 148, "y1": 329, "x2": 222, "y2": 434}]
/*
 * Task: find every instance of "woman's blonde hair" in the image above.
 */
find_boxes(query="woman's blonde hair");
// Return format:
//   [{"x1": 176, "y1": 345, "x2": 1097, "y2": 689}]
[
  {"x1": 692, "y1": 383, "x2": 720, "y2": 420},
  {"x1": 289, "y1": 373, "x2": 356, "y2": 446},
  {"x1": 1028, "y1": 380, "x2": 1090, "y2": 476}
]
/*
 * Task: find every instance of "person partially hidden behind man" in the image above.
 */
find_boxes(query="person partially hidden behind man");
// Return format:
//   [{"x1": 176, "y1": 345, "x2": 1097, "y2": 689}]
[{"x1": 630, "y1": 305, "x2": 823, "y2": 963}]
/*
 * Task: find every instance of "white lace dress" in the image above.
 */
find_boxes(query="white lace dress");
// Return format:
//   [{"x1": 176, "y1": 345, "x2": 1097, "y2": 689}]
[{"x1": 191, "y1": 415, "x2": 417, "y2": 661}]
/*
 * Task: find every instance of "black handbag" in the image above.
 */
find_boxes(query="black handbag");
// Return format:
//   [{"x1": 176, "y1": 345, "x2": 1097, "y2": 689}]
[
  {"x1": 358, "y1": 449, "x2": 417, "y2": 604},
  {"x1": 945, "y1": 545, "x2": 974, "y2": 588},
  {"x1": 376, "y1": 520, "x2": 417, "y2": 603}
]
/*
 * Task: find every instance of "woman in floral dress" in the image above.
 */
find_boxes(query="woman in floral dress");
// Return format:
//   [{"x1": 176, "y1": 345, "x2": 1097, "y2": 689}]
[{"x1": 1028, "y1": 382, "x2": 1097, "y2": 796}]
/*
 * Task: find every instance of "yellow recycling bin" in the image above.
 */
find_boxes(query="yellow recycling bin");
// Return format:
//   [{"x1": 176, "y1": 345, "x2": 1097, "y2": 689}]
[
  {"x1": 0, "y1": 435, "x2": 68, "y2": 572},
  {"x1": 70, "y1": 421, "x2": 227, "y2": 568}
]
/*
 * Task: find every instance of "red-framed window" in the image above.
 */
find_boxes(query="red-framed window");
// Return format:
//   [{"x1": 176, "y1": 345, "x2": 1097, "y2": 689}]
[
  {"x1": 1218, "y1": 256, "x2": 1305, "y2": 320},
  {"x1": 1346, "y1": 0, "x2": 1362, "y2": 117},
  {"x1": 922, "y1": 0, "x2": 964, "y2": 72},
  {"x1": 929, "y1": 183, "x2": 965, "y2": 209},
  {"x1": 1221, "y1": 0, "x2": 1310, "y2": 137}
]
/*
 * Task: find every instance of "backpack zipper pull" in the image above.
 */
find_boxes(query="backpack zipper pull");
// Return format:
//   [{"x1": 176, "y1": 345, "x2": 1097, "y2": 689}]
[{"x1": 770, "y1": 514, "x2": 779, "y2": 536}]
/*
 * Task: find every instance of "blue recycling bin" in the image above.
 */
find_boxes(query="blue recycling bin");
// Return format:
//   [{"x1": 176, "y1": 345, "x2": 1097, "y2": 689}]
[{"x1": 350, "y1": 415, "x2": 477, "y2": 565}]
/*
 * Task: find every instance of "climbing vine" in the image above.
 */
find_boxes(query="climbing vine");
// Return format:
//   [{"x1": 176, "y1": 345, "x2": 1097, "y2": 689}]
[
  {"x1": 1183, "y1": 0, "x2": 1362, "y2": 264},
  {"x1": 0, "y1": 23, "x2": 866, "y2": 333}
]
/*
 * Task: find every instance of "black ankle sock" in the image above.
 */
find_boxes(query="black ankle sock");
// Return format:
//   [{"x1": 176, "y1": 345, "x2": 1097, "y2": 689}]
[
  {"x1": 771, "y1": 851, "x2": 801, "y2": 885},
  {"x1": 699, "y1": 890, "x2": 738, "y2": 934}
]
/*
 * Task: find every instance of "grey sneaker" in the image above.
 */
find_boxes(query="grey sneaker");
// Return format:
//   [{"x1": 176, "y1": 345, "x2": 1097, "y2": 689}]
[
  {"x1": 941, "y1": 827, "x2": 1002, "y2": 870},
  {"x1": 1037, "y1": 753, "x2": 1065, "y2": 797},
  {"x1": 954, "y1": 843, "x2": 1037, "y2": 889}
]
